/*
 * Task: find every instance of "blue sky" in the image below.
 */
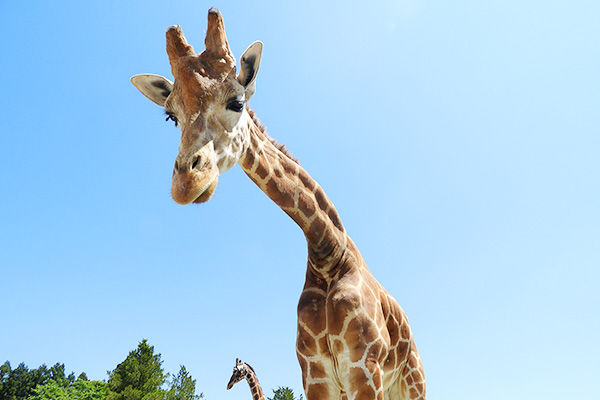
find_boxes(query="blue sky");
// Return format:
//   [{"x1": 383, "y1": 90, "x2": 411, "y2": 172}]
[{"x1": 1, "y1": 1, "x2": 599, "y2": 399}]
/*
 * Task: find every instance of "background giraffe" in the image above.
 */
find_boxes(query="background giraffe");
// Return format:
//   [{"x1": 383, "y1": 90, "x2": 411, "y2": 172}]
[
  {"x1": 227, "y1": 358, "x2": 265, "y2": 400},
  {"x1": 131, "y1": 8, "x2": 425, "y2": 400}
]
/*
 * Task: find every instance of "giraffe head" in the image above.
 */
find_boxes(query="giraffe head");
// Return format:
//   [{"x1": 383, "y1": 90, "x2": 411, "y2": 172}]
[
  {"x1": 226, "y1": 358, "x2": 248, "y2": 390},
  {"x1": 131, "y1": 8, "x2": 262, "y2": 204}
]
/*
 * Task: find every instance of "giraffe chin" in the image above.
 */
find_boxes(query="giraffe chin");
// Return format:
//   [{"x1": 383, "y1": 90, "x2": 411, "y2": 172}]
[
  {"x1": 171, "y1": 174, "x2": 219, "y2": 205},
  {"x1": 192, "y1": 178, "x2": 218, "y2": 203}
]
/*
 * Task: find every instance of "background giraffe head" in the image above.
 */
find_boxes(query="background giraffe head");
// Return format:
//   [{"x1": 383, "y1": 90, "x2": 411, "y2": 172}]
[
  {"x1": 227, "y1": 358, "x2": 249, "y2": 390},
  {"x1": 131, "y1": 8, "x2": 262, "y2": 204}
]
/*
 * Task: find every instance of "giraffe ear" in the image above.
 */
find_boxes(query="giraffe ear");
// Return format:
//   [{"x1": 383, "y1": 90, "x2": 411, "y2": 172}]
[
  {"x1": 131, "y1": 74, "x2": 173, "y2": 106},
  {"x1": 237, "y1": 41, "x2": 262, "y2": 100}
]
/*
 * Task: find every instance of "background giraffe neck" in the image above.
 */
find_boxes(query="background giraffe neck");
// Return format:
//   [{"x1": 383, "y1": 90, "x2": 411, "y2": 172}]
[
  {"x1": 238, "y1": 110, "x2": 348, "y2": 271},
  {"x1": 242, "y1": 364, "x2": 265, "y2": 400}
]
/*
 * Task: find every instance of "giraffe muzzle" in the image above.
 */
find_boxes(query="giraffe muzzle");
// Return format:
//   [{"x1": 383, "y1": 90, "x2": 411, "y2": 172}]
[{"x1": 171, "y1": 143, "x2": 220, "y2": 204}]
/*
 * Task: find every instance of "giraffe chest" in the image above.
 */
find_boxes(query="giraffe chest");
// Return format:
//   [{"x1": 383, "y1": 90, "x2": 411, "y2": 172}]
[{"x1": 296, "y1": 274, "x2": 410, "y2": 393}]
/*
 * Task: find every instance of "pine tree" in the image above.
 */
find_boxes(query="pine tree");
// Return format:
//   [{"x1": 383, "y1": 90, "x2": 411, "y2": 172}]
[
  {"x1": 107, "y1": 339, "x2": 168, "y2": 400},
  {"x1": 268, "y1": 386, "x2": 303, "y2": 400},
  {"x1": 166, "y1": 365, "x2": 203, "y2": 400},
  {"x1": 0, "y1": 361, "x2": 76, "y2": 400}
]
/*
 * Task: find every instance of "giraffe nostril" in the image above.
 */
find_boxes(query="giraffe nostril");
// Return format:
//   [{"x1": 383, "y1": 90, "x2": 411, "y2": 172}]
[{"x1": 191, "y1": 156, "x2": 201, "y2": 170}]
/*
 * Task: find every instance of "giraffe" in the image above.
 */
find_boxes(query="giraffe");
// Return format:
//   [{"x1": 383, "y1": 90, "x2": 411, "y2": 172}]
[
  {"x1": 227, "y1": 358, "x2": 265, "y2": 400},
  {"x1": 131, "y1": 8, "x2": 426, "y2": 400}
]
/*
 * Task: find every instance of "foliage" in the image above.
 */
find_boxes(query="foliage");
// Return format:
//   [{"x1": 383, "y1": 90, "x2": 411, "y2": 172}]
[
  {"x1": 3, "y1": 340, "x2": 203, "y2": 400},
  {"x1": 27, "y1": 379, "x2": 108, "y2": 400},
  {"x1": 106, "y1": 339, "x2": 167, "y2": 400},
  {"x1": 165, "y1": 366, "x2": 203, "y2": 400},
  {"x1": 0, "y1": 361, "x2": 75, "y2": 400},
  {"x1": 268, "y1": 386, "x2": 303, "y2": 400}
]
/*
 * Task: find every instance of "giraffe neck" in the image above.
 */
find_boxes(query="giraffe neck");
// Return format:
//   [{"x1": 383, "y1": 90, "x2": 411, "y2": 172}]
[
  {"x1": 242, "y1": 364, "x2": 265, "y2": 400},
  {"x1": 237, "y1": 110, "x2": 349, "y2": 276}
]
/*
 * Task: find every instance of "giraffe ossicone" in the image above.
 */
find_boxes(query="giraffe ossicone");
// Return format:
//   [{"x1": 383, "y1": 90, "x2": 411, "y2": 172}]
[{"x1": 132, "y1": 8, "x2": 426, "y2": 400}]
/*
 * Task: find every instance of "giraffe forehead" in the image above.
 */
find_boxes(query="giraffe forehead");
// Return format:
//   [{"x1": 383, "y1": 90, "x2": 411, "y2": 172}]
[{"x1": 172, "y1": 53, "x2": 235, "y2": 82}]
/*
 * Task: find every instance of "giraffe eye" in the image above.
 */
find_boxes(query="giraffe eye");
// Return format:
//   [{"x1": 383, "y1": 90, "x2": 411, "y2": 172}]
[
  {"x1": 226, "y1": 100, "x2": 244, "y2": 112},
  {"x1": 165, "y1": 113, "x2": 178, "y2": 127}
]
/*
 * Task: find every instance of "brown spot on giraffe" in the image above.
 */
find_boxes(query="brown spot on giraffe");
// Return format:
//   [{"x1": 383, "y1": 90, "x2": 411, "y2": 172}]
[
  {"x1": 298, "y1": 190, "x2": 317, "y2": 219},
  {"x1": 254, "y1": 158, "x2": 270, "y2": 180},
  {"x1": 309, "y1": 361, "x2": 328, "y2": 379},
  {"x1": 131, "y1": 8, "x2": 426, "y2": 400},
  {"x1": 298, "y1": 169, "x2": 317, "y2": 192},
  {"x1": 306, "y1": 383, "x2": 334, "y2": 399},
  {"x1": 265, "y1": 176, "x2": 294, "y2": 208},
  {"x1": 241, "y1": 149, "x2": 255, "y2": 171},
  {"x1": 297, "y1": 325, "x2": 318, "y2": 356}
]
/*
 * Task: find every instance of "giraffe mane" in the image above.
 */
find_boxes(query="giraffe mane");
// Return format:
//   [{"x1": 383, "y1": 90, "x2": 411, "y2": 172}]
[
  {"x1": 241, "y1": 361, "x2": 260, "y2": 385},
  {"x1": 244, "y1": 361, "x2": 256, "y2": 375},
  {"x1": 246, "y1": 106, "x2": 300, "y2": 165}
]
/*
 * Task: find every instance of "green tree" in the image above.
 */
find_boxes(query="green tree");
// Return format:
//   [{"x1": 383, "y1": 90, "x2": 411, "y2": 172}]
[
  {"x1": 0, "y1": 361, "x2": 78, "y2": 400},
  {"x1": 76, "y1": 373, "x2": 88, "y2": 382},
  {"x1": 107, "y1": 340, "x2": 167, "y2": 400},
  {"x1": 27, "y1": 379, "x2": 108, "y2": 400},
  {"x1": 25, "y1": 380, "x2": 66, "y2": 400},
  {"x1": 268, "y1": 387, "x2": 303, "y2": 400},
  {"x1": 46, "y1": 364, "x2": 75, "y2": 388},
  {"x1": 0, "y1": 362, "x2": 36, "y2": 400},
  {"x1": 165, "y1": 366, "x2": 202, "y2": 400}
]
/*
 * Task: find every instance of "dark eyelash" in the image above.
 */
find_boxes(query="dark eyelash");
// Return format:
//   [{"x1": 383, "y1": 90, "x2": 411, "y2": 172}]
[{"x1": 164, "y1": 112, "x2": 178, "y2": 127}]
